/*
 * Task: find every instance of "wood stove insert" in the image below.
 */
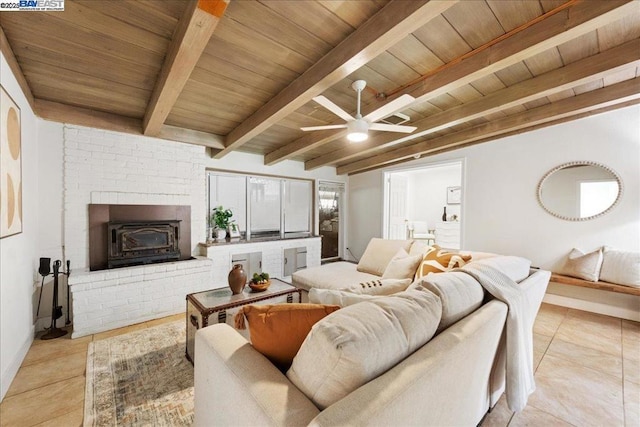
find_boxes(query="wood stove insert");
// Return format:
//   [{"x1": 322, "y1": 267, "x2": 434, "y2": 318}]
[{"x1": 108, "y1": 220, "x2": 181, "y2": 268}]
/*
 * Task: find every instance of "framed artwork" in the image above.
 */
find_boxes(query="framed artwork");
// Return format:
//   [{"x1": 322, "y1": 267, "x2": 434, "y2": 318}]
[
  {"x1": 447, "y1": 186, "x2": 461, "y2": 205},
  {"x1": 1, "y1": 85, "x2": 22, "y2": 238}
]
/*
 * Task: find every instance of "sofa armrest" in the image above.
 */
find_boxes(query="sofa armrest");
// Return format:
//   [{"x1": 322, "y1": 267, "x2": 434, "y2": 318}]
[{"x1": 194, "y1": 323, "x2": 320, "y2": 427}]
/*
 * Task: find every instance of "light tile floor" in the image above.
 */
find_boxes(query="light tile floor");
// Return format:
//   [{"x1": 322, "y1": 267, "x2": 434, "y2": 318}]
[
  {"x1": 0, "y1": 313, "x2": 183, "y2": 427},
  {"x1": 0, "y1": 305, "x2": 638, "y2": 426}
]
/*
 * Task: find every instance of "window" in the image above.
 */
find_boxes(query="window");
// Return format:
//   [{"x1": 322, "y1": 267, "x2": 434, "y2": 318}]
[
  {"x1": 249, "y1": 176, "x2": 281, "y2": 237},
  {"x1": 207, "y1": 171, "x2": 313, "y2": 240}
]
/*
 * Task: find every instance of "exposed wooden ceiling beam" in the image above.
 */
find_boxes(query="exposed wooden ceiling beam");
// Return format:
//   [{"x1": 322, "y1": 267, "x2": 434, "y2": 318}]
[
  {"x1": 267, "y1": 0, "x2": 635, "y2": 166},
  {"x1": 307, "y1": 38, "x2": 640, "y2": 170},
  {"x1": 354, "y1": 98, "x2": 640, "y2": 175},
  {"x1": 337, "y1": 77, "x2": 640, "y2": 175},
  {"x1": 36, "y1": 99, "x2": 224, "y2": 149},
  {"x1": 213, "y1": 0, "x2": 459, "y2": 159},
  {"x1": 143, "y1": 0, "x2": 228, "y2": 136},
  {"x1": 36, "y1": 99, "x2": 142, "y2": 133},
  {"x1": 0, "y1": 25, "x2": 36, "y2": 110}
]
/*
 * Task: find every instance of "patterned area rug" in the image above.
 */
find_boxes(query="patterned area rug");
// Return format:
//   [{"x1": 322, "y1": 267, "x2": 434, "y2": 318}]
[{"x1": 84, "y1": 321, "x2": 194, "y2": 426}]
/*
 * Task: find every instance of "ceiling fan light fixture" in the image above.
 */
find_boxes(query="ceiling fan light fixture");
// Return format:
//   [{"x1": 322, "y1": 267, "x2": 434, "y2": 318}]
[
  {"x1": 347, "y1": 131, "x2": 368, "y2": 142},
  {"x1": 347, "y1": 118, "x2": 369, "y2": 142}
]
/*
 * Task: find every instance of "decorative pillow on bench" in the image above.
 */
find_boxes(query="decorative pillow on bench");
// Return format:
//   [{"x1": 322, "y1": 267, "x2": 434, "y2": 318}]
[
  {"x1": 600, "y1": 247, "x2": 640, "y2": 287},
  {"x1": 561, "y1": 247, "x2": 603, "y2": 282},
  {"x1": 234, "y1": 303, "x2": 340, "y2": 371}
]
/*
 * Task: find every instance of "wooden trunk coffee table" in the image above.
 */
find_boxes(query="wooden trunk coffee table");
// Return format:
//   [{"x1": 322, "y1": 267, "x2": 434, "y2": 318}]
[{"x1": 186, "y1": 278, "x2": 301, "y2": 364}]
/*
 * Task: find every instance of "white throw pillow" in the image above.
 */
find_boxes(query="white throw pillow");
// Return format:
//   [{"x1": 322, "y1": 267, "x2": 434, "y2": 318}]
[
  {"x1": 308, "y1": 288, "x2": 377, "y2": 306},
  {"x1": 562, "y1": 248, "x2": 603, "y2": 282},
  {"x1": 411, "y1": 272, "x2": 484, "y2": 331},
  {"x1": 382, "y1": 249, "x2": 423, "y2": 280},
  {"x1": 470, "y1": 256, "x2": 532, "y2": 283},
  {"x1": 287, "y1": 288, "x2": 442, "y2": 409},
  {"x1": 409, "y1": 240, "x2": 431, "y2": 257},
  {"x1": 357, "y1": 238, "x2": 413, "y2": 276},
  {"x1": 346, "y1": 278, "x2": 412, "y2": 296},
  {"x1": 599, "y1": 247, "x2": 640, "y2": 288}
]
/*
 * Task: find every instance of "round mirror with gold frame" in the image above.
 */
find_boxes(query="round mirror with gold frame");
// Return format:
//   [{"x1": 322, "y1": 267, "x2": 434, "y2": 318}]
[{"x1": 537, "y1": 161, "x2": 623, "y2": 221}]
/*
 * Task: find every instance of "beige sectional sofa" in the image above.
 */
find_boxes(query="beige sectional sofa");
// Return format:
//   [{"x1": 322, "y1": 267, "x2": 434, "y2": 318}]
[{"x1": 193, "y1": 238, "x2": 551, "y2": 426}]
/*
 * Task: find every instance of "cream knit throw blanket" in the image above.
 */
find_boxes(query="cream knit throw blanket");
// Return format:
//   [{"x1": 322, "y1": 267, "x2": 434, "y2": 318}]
[{"x1": 457, "y1": 263, "x2": 536, "y2": 412}]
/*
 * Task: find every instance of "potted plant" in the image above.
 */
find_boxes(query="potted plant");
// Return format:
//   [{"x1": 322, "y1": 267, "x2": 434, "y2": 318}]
[
  {"x1": 210, "y1": 206, "x2": 235, "y2": 240},
  {"x1": 249, "y1": 272, "x2": 270, "y2": 292}
]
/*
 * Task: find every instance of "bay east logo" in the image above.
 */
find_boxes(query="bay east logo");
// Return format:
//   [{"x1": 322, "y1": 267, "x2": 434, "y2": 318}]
[{"x1": 0, "y1": 0, "x2": 64, "y2": 11}]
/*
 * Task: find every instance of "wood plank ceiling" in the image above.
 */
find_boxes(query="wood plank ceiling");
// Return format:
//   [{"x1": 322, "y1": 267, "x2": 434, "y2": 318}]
[{"x1": 1, "y1": 0, "x2": 639, "y2": 175}]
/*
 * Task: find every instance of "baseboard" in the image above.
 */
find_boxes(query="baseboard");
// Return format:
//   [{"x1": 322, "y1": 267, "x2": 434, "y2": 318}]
[
  {"x1": 1, "y1": 325, "x2": 34, "y2": 401},
  {"x1": 543, "y1": 293, "x2": 640, "y2": 322}
]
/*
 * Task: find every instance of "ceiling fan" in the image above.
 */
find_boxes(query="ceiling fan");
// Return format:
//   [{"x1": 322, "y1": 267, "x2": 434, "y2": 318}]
[{"x1": 301, "y1": 80, "x2": 417, "y2": 142}]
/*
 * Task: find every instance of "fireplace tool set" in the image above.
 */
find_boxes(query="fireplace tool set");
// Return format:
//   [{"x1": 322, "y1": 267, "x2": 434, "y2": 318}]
[{"x1": 36, "y1": 258, "x2": 71, "y2": 340}]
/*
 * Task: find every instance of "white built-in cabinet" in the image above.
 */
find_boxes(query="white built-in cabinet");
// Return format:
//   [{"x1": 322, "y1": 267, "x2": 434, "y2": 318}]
[{"x1": 435, "y1": 221, "x2": 460, "y2": 249}]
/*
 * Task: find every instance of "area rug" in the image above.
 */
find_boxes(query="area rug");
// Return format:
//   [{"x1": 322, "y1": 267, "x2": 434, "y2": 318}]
[{"x1": 84, "y1": 321, "x2": 194, "y2": 426}]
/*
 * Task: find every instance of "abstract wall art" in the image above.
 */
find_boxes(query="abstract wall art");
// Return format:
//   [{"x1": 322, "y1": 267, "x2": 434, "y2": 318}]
[{"x1": 0, "y1": 85, "x2": 22, "y2": 238}]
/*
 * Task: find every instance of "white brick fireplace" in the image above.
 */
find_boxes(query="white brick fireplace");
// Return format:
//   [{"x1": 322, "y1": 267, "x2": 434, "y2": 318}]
[{"x1": 63, "y1": 125, "x2": 212, "y2": 336}]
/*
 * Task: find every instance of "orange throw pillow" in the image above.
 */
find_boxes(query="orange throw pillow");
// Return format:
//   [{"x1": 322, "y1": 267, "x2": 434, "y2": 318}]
[
  {"x1": 234, "y1": 303, "x2": 340, "y2": 371},
  {"x1": 415, "y1": 245, "x2": 472, "y2": 279}
]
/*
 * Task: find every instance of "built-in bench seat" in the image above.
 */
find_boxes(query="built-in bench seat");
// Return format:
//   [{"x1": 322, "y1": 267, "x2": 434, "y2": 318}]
[{"x1": 550, "y1": 273, "x2": 640, "y2": 296}]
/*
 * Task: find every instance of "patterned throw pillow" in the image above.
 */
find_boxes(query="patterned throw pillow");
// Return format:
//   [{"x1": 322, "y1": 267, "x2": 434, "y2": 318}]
[{"x1": 415, "y1": 245, "x2": 472, "y2": 279}]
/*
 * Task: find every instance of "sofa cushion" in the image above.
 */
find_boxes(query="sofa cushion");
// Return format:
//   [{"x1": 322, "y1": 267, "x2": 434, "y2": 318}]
[
  {"x1": 415, "y1": 245, "x2": 472, "y2": 279},
  {"x1": 357, "y1": 238, "x2": 413, "y2": 276},
  {"x1": 308, "y1": 288, "x2": 378, "y2": 307},
  {"x1": 292, "y1": 262, "x2": 379, "y2": 292},
  {"x1": 234, "y1": 303, "x2": 340, "y2": 371},
  {"x1": 382, "y1": 249, "x2": 423, "y2": 280},
  {"x1": 470, "y1": 256, "x2": 532, "y2": 283},
  {"x1": 411, "y1": 272, "x2": 484, "y2": 331},
  {"x1": 286, "y1": 287, "x2": 442, "y2": 409},
  {"x1": 561, "y1": 247, "x2": 603, "y2": 282},
  {"x1": 599, "y1": 247, "x2": 640, "y2": 287}
]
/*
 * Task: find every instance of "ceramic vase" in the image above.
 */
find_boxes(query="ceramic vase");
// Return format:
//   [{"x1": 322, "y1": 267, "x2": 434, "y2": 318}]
[
  {"x1": 442, "y1": 206, "x2": 447, "y2": 222},
  {"x1": 228, "y1": 264, "x2": 247, "y2": 295}
]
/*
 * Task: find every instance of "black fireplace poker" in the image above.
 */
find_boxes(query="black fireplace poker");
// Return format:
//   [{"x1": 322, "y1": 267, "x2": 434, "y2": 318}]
[{"x1": 39, "y1": 258, "x2": 71, "y2": 340}]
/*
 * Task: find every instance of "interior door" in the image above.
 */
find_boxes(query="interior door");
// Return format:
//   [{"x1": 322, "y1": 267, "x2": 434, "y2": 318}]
[{"x1": 388, "y1": 174, "x2": 408, "y2": 240}]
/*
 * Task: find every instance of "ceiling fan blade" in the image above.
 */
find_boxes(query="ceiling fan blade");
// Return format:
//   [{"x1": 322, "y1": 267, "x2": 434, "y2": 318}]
[
  {"x1": 364, "y1": 94, "x2": 416, "y2": 123},
  {"x1": 313, "y1": 96, "x2": 354, "y2": 122},
  {"x1": 300, "y1": 124, "x2": 348, "y2": 132},
  {"x1": 369, "y1": 123, "x2": 417, "y2": 133}
]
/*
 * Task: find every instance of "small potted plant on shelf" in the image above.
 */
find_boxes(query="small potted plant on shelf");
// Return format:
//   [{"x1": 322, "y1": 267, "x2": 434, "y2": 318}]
[
  {"x1": 210, "y1": 206, "x2": 235, "y2": 241},
  {"x1": 249, "y1": 272, "x2": 270, "y2": 292}
]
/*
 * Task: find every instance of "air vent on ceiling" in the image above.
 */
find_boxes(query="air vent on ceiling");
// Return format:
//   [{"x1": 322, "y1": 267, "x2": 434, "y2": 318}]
[{"x1": 380, "y1": 112, "x2": 410, "y2": 125}]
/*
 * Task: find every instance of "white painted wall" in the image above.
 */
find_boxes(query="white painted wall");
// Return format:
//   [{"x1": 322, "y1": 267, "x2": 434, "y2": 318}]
[
  {"x1": 348, "y1": 105, "x2": 640, "y2": 316},
  {"x1": 0, "y1": 53, "x2": 39, "y2": 400}
]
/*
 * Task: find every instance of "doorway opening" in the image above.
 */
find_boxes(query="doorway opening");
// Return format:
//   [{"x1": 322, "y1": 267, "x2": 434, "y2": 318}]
[
  {"x1": 318, "y1": 181, "x2": 344, "y2": 261},
  {"x1": 383, "y1": 160, "x2": 464, "y2": 250}
]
